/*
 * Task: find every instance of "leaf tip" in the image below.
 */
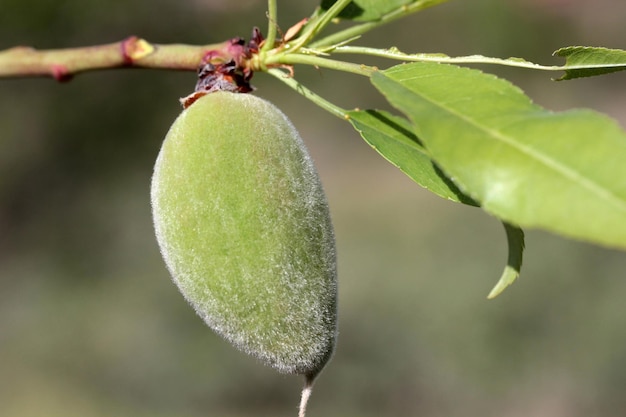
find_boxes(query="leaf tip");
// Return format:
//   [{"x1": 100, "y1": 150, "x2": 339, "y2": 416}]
[{"x1": 487, "y1": 272, "x2": 516, "y2": 299}]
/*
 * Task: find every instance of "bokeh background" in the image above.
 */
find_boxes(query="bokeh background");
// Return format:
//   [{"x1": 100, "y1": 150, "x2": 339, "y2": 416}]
[{"x1": 2, "y1": 1, "x2": 626, "y2": 416}]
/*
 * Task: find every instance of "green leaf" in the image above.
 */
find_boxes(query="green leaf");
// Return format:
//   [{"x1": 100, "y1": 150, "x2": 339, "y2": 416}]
[
  {"x1": 488, "y1": 223, "x2": 524, "y2": 299},
  {"x1": 347, "y1": 109, "x2": 477, "y2": 205},
  {"x1": 371, "y1": 62, "x2": 626, "y2": 250},
  {"x1": 320, "y1": 0, "x2": 439, "y2": 21},
  {"x1": 555, "y1": 46, "x2": 626, "y2": 80}
]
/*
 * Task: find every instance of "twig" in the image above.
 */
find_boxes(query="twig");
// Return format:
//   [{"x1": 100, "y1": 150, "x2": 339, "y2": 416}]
[{"x1": 0, "y1": 37, "x2": 226, "y2": 81}]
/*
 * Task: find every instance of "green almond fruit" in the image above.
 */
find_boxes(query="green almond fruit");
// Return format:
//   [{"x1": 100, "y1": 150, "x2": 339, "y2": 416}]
[{"x1": 151, "y1": 91, "x2": 337, "y2": 379}]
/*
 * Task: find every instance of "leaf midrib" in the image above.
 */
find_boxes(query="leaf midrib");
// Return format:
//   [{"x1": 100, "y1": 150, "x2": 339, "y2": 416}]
[{"x1": 390, "y1": 73, "x2": 626, "y2": 214}]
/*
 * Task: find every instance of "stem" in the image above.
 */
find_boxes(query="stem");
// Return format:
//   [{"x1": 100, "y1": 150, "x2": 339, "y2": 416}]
[
  {"x1": 267, "y1": 53, "x2": 375, "y2": 77},
  {"x1": 262, "y1": 0, "x2": 278, "y2": 53},
  {"x1": 0, "y1": 37, "x2": 225, "y2": 80},
  {"x1": 288, "y1": 0, "x2": 354, "y2": 51},
  {"x1": 267, "y1": 68, "x2": 347, "y2": 119},
  {"x1": 309, "y1": 0, "x2": 450, "y2": 49}
]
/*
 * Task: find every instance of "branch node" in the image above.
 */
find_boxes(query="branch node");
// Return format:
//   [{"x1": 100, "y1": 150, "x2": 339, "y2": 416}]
[{"x1": 121, "y1": 36, "x2": 155, "y2": 65}]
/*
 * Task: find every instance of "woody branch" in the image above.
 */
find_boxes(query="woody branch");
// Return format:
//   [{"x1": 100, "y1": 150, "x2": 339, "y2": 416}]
[{"x1": 0, "y1": 36, "x2": 226, "y2": 81}]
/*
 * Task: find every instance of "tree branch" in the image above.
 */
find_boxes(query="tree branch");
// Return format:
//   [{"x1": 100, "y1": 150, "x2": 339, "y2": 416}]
[{"x1": 0, "y1": 36, "x2": 226, "y2": 81}]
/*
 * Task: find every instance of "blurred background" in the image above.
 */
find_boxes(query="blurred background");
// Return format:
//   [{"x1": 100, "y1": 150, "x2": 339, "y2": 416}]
[{"x1": 2, "y1": 1, "x2": 626, "y2": 416}]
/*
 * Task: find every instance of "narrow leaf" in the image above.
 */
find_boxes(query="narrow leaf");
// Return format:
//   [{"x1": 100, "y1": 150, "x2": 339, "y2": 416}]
[
  {"x1": 371, "y1": 62, "x2": 626, "y2": 250},
  {"x1": 319, "y1": 0, "x2": 444, "y2": 21},
  {"x1": 337, "y1": 46, "x2": 626, "y2": 76},
  {"x1": 320, "y1": 0, "x2": 410, "y2": 21},
  {"x1": 347, "y1": 109, "x2": 477, "y2": 205},
  {"x1": 488, "y1": 223, "x2": 525, "y2": 299},
  {"x1": 555, "y1": 46, "x2": 626, "y2": 80}
]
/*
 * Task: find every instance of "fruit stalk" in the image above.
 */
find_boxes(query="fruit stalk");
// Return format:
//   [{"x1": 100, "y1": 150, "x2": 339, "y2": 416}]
[{"x1": 298, "y1": 376, "x2": 315, "y2": 417}]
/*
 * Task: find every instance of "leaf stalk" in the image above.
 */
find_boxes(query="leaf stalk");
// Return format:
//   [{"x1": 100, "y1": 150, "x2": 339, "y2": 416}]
[
  {"x1": 267, "y1": 68, "x2": 347, "y2": 119},
  {"x1": 262, "y1": 0, "x2": 279, "y2": 53}
]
